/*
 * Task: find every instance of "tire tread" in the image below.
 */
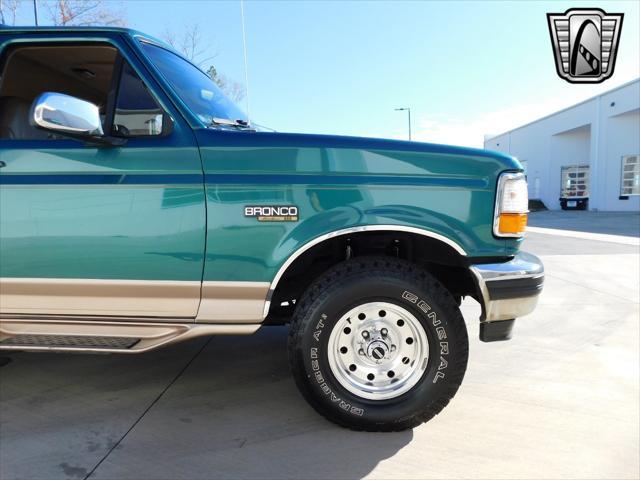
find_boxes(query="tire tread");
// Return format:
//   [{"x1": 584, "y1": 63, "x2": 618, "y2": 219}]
[{"x1": 287, "y1": 256, "x2": 469, "y2": 432}]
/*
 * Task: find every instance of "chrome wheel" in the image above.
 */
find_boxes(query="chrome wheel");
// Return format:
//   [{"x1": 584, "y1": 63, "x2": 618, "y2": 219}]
[{"x1": 327, "y1": 301, "x2": 429, "y2": 400}]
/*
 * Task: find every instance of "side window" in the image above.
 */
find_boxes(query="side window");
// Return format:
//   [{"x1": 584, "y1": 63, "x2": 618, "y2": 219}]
[
  {"x1": 0, "y1": 44, "x2": 117, "y2": 140},
  {"x1": 113, "y1": 62, "x2": 164, "y2": 137}
]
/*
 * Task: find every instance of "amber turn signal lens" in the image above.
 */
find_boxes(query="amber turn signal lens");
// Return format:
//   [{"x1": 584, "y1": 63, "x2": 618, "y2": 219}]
[{"x1": 498, "y1": 213, "x2": 527, "y2": 235}]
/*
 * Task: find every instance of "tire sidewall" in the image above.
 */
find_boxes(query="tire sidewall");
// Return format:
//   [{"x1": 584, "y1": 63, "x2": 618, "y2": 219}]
[{"x1": 294, "y1": 273, "x2": 465, "y2": 428}]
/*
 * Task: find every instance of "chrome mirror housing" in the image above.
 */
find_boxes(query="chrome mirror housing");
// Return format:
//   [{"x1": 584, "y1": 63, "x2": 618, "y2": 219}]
[{"x1": 31, "y1": 92, "x2": 104, "y2": 137}]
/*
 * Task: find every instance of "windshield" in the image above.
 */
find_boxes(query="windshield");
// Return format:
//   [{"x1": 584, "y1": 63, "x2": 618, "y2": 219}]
[{"x1": 140, "y1": 42, "x2": 246, "y2": 125}]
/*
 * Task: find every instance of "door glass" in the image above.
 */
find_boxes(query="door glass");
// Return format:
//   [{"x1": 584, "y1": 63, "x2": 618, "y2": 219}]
[
  {"x1": 113, "y1": 62, "x2": 164, "y2": 136},
  {"x1": 0, "y1": 44, "x2": 116, "y2": 139}
]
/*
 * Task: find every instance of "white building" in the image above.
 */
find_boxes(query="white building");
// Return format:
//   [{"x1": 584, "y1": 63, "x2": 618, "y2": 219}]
[{"x1": 484, "y1": 79, "x2": 640, "y2": 212}]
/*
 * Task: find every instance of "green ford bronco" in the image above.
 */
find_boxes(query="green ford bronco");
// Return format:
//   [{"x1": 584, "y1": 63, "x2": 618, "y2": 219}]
[{"x1": 0, "y1": 27, "x2": 543, "y2": 431}]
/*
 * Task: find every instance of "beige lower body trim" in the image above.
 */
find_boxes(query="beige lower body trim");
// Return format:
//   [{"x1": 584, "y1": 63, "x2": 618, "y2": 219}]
[
  {"x1": 0, "y1": 278, "x2": 201, "y2": 318},
  {"x1": 196, "y1": 281, "x2": 270, "y2": 323},
  {"x1": 0, "y1": 317, "x2": 260, "y2": 353}
]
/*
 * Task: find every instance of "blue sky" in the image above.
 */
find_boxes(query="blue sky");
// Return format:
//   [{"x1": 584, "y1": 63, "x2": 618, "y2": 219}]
[{"x1": 10, "y1": 0, "x2": 640, "y2": 146}]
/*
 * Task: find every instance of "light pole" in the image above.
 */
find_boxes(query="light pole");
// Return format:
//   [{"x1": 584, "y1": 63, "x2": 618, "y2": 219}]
[
  {"x1": 33, "y1": 0, "x2": 39, "y2": 26},
  {"x1": 395, "y1": 107, "x2": 411, "y2": 141}
]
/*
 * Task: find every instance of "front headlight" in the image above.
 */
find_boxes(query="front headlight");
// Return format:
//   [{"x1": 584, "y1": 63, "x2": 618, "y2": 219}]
[{"x1": 494, "y1": 172, "x2": 528, "y2": 237}]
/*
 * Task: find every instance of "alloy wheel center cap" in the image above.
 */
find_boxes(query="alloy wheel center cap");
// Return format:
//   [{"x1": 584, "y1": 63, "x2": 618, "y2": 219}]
[{"x1": 367, "y1": 340, "x2": 389, "y2": 361}]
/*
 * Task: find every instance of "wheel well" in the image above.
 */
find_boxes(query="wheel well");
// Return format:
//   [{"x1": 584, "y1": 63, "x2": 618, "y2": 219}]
[{"x1": 265, "y1": 231, "x2": 477, "y2": 324}]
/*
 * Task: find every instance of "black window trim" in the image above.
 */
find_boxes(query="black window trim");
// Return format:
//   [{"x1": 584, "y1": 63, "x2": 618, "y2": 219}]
[
  {"x1": 108, "y1": 52, "x2": 173, "y2": 139},
  {"x1": 103, "y1": 52, "x2": 123, "y2": 136}
]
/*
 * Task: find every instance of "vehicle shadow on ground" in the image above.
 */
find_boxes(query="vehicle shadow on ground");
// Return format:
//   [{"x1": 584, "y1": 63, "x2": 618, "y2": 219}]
[{"x1": 0, "y1": 327, "x2": 412, "y2": 480}]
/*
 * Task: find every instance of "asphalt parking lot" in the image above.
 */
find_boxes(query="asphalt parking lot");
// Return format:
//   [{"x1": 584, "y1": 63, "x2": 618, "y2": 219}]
[{"x1": 1, "y1": 211, "x2": 639, "y2": 480}]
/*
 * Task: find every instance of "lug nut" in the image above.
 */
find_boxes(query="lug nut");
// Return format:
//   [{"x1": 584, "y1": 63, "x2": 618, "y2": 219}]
[
  {"x1": 362, "y1": 331, "x2": 369, "y2": 339},
  {"x1": 381, "y1": 328, "x2": 388, "y2": 336},
  {"x1": 358, "y1": 349, "x2": 365, "y2": 355}
]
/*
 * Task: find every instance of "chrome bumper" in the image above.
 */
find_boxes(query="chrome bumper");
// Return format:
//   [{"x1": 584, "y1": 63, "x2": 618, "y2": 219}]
[{"x1": 470, "y1": 252, "x2": 544, "y2": 336}]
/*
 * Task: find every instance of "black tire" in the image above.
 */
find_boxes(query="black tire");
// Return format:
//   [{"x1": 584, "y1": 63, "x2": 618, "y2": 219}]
[{"x1": 288, "y1": 256, "x2": 469, "y2": 431}]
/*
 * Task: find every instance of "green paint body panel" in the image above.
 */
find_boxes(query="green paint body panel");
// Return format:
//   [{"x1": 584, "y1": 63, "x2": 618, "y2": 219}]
[
  {"x1": 196, "y1": 130, "x2": 521, "y2": 282},
  {"x1": 0, "y1": 141, "x2": 205, "y2": 280},
  {"x1": 0, "y1": 27, "x2": 523, "y2": 284}
]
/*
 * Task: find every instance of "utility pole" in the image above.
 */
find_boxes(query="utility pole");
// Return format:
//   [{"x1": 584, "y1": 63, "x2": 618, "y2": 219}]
[
  {"x1": 394, "y1": 107, "x2": 412, "y2": 140},
  {"x1": 33, "y1": 0, "x2": 39, "y2": 25}
]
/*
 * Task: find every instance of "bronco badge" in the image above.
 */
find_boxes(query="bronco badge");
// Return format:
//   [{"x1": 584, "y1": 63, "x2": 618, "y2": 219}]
[{"x1": 244, "y1": 205, "x2": 299, "y2": 222}]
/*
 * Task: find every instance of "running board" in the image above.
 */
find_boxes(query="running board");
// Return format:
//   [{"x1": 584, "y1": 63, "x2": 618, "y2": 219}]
[
  {"x1": 0, "y1": 334, "x2": 141, "y2": 350},
  {"x1": 0, "y1": 318, "x2": 260, "y2": 354}
]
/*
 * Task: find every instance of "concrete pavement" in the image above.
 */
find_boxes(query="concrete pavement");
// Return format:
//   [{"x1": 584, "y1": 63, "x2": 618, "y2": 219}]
[
  {"x1": 528, "y1": 210, "x2": 640, "y2": 237},
  {"x1": 1, "y1": 212, "x2": 639, "y2": 480}
]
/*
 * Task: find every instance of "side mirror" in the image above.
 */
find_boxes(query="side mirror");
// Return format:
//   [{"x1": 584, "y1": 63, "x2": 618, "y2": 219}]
[
  {"x1": 30, "y1": 92, "x2": 126, "y2": 146},
  {"x1": 31, "y1": 92, "x2": 104, "y2": 137}
]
